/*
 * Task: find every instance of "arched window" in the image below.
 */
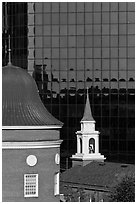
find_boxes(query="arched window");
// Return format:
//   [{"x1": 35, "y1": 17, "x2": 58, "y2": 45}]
[
  {"x1": 89, "y1": 138, "x2": 95, "y2": 153},
  {"x1": 80, "y1": 138, "x2": 82, "y2": 153}
]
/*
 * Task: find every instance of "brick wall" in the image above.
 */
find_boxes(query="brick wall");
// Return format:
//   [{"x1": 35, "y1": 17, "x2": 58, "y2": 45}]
[
  {"x1": 2, "y1": 147, "x2": 60, "y2": 202},
  {"x1": 3, "y1": 129, "x2": 60, "y2": 141}
]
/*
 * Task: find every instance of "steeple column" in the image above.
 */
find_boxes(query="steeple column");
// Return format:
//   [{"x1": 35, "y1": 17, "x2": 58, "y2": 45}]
[
  {"x1": 85, "y1": 136, "x2": 89, "y2": 154},
  {"x1": 77, "y1": 135, "x2": 80, "y2": 154},
  {"x1": 82, "y1": 138, "x2": 85, "y2": 154},
  {"x1": 95, "y1": 135, "x2": 99, "y2": 154},
  {"x1": 82, "y1": 136, "x2": 88, "y2": 154}
]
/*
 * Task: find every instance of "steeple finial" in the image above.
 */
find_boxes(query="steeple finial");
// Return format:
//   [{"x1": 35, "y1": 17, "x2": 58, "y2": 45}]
[
  {"x1": 8, "y1": 35, "x2": 12, "y2": 65},
  {"x1": 81, "y1": 88, "x2": 95, "y2": 122},
  {"x1": 86, "y1": 86, "x2": 89, "y2": 96}
]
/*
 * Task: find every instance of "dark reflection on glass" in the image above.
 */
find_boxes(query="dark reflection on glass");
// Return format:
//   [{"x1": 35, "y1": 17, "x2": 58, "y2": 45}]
[
  {"x1": 129, "y1": 77, "x2": 134, "y2": 81},
  {"x1": 34, "y1": 83, "x2": 135, "y2": 164},
  {"x1": 2, "y1": 2, "x2": 28, "y2": 68}
]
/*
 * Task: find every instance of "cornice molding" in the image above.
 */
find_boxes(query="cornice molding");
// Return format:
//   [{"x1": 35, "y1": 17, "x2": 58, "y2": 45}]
[
  {"x1": 2, "y1": 140, "x2": 63, "y2": 149},
  {"x1": 2, "y1": 125, "x2": 62, "y2": 130}
]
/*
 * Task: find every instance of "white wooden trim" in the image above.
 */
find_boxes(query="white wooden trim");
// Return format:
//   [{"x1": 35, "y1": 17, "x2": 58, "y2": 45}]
[
  {"x1": 80, "y1": 121, "x2": 96, "y2": 123},
  {"x1": 76, "y1": 131, "x2": 100, "y2": 135},
  {"x1": 54, "y1": 172, "x2": 60, "y2": 195},
  {"x1": 2, "y1": 125, "x2": 62, "y2": 130},
  {"x1": 2, "y1": 140, "x2": 63, "y2": 149}
]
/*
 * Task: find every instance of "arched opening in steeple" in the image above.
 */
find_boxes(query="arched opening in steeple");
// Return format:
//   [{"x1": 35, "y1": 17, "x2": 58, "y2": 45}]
[
  {"x1": 89, "y1": 138, "x2": 95, "y2": 154},
  {"x1": 80, "y1": 138, "x2": 82, "y2": 153}
]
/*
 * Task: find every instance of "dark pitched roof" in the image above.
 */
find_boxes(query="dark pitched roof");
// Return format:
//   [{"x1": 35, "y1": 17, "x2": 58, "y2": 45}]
[
  {"x1": 2, "y1": 64, "x2": 63, "y2": 127},
  {"x1": 81, "y1": 89, "x2": 95, "y2": 122},
  {"x1": 60, "y1": 162, "x2": 134, "y2": 190}
]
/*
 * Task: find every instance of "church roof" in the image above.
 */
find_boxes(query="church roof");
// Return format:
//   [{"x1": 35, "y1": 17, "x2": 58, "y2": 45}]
[
  {"x1": 60, "y1": 162, "x2": 135, "y2": 191},
  {"x1": 81, "y1": 88, "x2": 95, "y2": 122},
  {"x1": 2, "y1": 64, "x2": 63, "y2": 127}
]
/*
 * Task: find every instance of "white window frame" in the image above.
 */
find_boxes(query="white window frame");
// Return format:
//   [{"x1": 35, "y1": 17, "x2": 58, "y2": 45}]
[
  {"x1": 54, "y1": 172, "x2": 60, "y2": 196},
  {"x1": 24, "y1": 174, "x2": 38, "y2": 198}
]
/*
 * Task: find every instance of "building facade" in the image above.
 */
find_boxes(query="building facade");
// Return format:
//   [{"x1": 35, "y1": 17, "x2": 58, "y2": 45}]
[
  {"x1": 2, "y1": 2, "x2": 135, "y2": 165},
  {"x1": 2, "y1": 63, "x2": 63, "y2": 201},
  {"x1": 60, "y1": 161, "x2": 135, "y2": 202}
]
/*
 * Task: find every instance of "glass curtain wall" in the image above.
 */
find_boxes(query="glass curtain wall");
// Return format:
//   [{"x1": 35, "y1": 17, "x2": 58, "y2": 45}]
[
  {"x1": 28, "y1": 2, "x2": 135, "y2": 165},
  {"x1": 2, "y1": 2, "x2": 28, "y2": 68},
  {"x1": 3, "y1": 2, "x2": 135, "y2": 165}
]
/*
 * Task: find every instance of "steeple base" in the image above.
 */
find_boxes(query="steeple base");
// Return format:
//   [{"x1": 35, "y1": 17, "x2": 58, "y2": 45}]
[{"x1": 71, "y1": 153, "x2": 106, "y2": 167}]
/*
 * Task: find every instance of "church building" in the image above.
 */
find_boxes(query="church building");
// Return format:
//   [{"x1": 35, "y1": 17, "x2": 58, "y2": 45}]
[{"x1": 2, "y1": 52, "x2": 63, "y2": 201}]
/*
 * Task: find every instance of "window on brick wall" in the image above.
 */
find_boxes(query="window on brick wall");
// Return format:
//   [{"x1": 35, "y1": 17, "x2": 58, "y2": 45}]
[{"x1": 24, "y1": 174, "x2": 38, "y2": 197}]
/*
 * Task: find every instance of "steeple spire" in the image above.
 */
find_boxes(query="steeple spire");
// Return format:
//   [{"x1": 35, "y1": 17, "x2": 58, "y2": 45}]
[
  {"x1": 81, "y1": 88, "x2": 95, "y2": 122},
  {"x1": 7, "y1": 35, "x2": 12, "y2": 66}
]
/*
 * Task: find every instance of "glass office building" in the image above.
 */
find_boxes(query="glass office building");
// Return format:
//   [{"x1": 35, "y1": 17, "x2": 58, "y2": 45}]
[
  {"x1": 2, "y1": 2, "x2": 135, "y2": 165},
  {"x1": 2, "y1": 2, "x2": 28, "y2": 68}
]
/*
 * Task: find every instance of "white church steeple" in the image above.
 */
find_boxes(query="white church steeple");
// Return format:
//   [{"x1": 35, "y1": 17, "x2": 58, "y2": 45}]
[
  {"x1": 71, "y1": 88, "x2": 106, "y2": 166},
  {"x1": 81, "y1": 88, "x2": 95, "y2": 133}
]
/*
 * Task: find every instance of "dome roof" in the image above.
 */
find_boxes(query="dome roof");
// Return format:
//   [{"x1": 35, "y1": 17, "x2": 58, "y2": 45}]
[{"x1": 2, "y1": 64, "x2": 63, "y2": 127}]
